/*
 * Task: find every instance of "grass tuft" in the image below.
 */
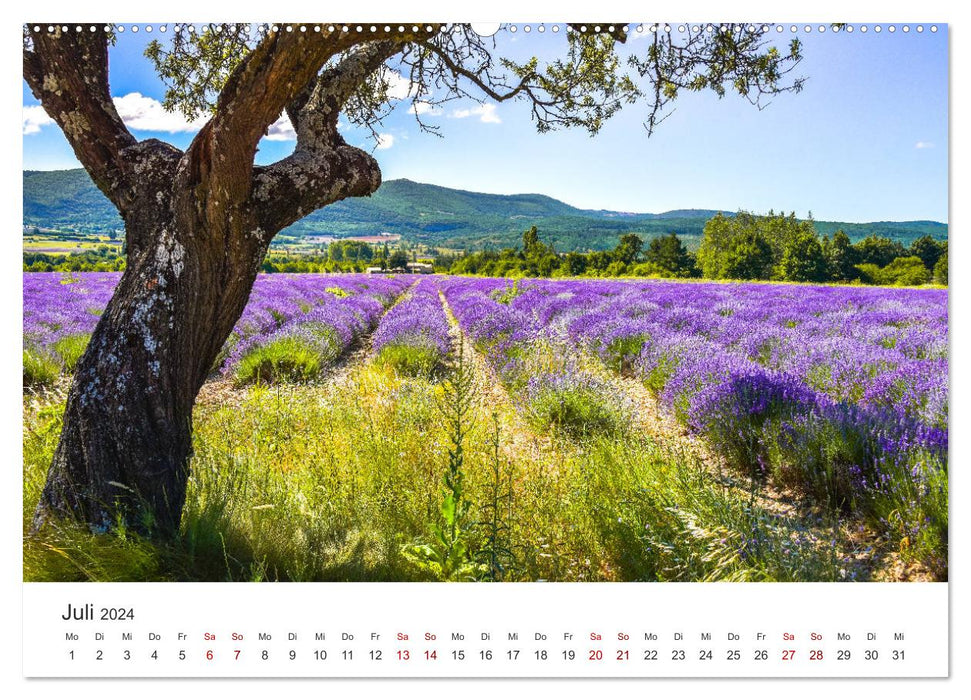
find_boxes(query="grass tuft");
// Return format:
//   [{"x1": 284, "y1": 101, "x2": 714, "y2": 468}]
[
  {"x1": 23, "y1": 349, "x2": 60, "y2": 388},
  {"x1": 235, "y1": 336, "x2": 326, "y2": 385},
  {"x1": 52, "y1": 333, "x2": 91, "y2": 373}
]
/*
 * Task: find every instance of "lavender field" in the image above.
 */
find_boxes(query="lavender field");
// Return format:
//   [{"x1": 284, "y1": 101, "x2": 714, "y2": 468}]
[{"x1": 23, "y1": 272, "x2": 948, "y2": 582}]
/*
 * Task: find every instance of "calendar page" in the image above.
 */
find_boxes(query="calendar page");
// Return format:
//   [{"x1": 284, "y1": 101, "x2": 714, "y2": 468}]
[{"x1": 16, "y1": 0, "x2": 957, "y2": 692}]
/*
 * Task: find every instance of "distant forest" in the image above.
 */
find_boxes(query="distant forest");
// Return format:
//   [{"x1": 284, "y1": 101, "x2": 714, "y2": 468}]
[
  {"x1": 441, "y1": 215, "x2": 946, "y2": 286},
  {"x1": 25, "y1": 213, "x2": 947, "y2": 287}
]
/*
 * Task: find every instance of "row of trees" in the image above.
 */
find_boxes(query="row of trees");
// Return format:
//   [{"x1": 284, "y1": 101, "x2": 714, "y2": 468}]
[
  {"x1": 443, "y1": 219, "x2": 947, "y2": 286},
  {"x1": 446, "y1": 227, "x2": 697, "y2": 278},
  {"x1": 697, "y1": 212, "x2": 947, "y2": 285},
  {"x1": 22, "y1": 240, "x2": 415, "y2": 274},
  {"x1": 24, "y1": 246, "x2": 126, "y2": 272}
]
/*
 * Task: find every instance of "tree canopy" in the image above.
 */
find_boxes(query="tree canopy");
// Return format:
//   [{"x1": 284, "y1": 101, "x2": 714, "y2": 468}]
[{"x1": 133, "y1": 22, "x2": 805, "y2": 142}]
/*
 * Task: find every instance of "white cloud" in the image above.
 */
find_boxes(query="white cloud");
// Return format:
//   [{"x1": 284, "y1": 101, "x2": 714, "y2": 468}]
[
  {"x1": 264, "y1": 114, "x2": 297, "y2": 141},
  {"x1": 27, "y1": 92, "x2": 299, "y2": 142},
  {"x1": 382, "y1": 69, "x2": 413, "y2": 100},
  {"x1": 376, "y1": 133, "x2": 395, "y2": 150},
  {"x1": 23, "y1": 105, "x2": 53, "y2": 134},
  {"x1": 409, "y1": 101, "x2": 443, "y2": 117},
  {"x1": 112, "y1": 92, "x2": 208, "y2": 133},
  {"x1": 450, "y1": 103, "x2": 501, "y2": 124},
  {"x1": 915, "y1": 141, "x2": 935, "y2": 149}
]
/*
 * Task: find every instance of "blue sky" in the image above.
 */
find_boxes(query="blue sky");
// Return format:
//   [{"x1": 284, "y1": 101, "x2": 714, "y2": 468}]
[{"x1": 22, "y1": 24, "x2": 948, "y2": 223}]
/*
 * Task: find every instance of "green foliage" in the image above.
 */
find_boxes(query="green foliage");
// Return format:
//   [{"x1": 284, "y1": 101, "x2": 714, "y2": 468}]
[
  {"x1": 376, "y1": 344, "x2": 442, "y2": 378},
  {"x1": 604, "y1": 334, "x2": 647, "y2": 375},
  {"x1": 558, "y1": 251, "x2": 588, "y2": 276},
  {"x1": 855, "y1": 257, "x2": 932, "y2": 287},
  {"x1": 908, "y1": 235, "x2": 946, "y2": 270},
  {"x1": 934, "y1": 249, "x2": 948, "y2": 285},
  {"x1": 645, "y1": 232, "x2": 695, "y2": 277},
  {"x1": 824, "y1": 229, "x2": 859, "y2": 281},
  {"x1": 24, "y1": 247, "x2": 125, "y2": 273},
  {"x1": 23, "y1": 349, "x2": 60, "y2": 388},
  {"x1": 144, "y1": 24, "x2": 253, "y2": 121},
  {"x1": 387, "y1": 250, "x2": 409, "y2": 270},
  {"x1": 696, "y1": 212, "x2": 943, "y2": 286},
  {"x1": 699, "y1": 211, "x2": 813, "y2": 280},
  {"x1": 235, "y1": 336, "x2": 328, "y2": 385},
  {"x1": 854, "y1": 263, "x2": 881, "y2": 285},
  {"x1": 402, "y1": 338, "x2": 483, "y2": 581},
  {"x1": 613, "y1": 233, "x2": 644, "y2": 266},
  {"x1": 628, "y1": 262, "x2": 667, "y2": 277},
  {"x1": 854, "y1": 235, "x2": 906, "y2": 267},
  {"x1": 876, "y1": 256, "x2": 933, "y2": 286},
  {"x1": 476, "y1": 413, "x2": 516, "y2": 581},
  {"x1": 778, "y1": 230, "x2": 827, "y2": 282},
  {"x1": 525, "y1": 381, "x2": 629, "y2": 439},
  {"x1": 328, "y1": 239, "x2": 375, "y2": 263},
  {"x1": 723, "y1": 230, "x2": 774, "y2": 280},
  {"x1": 521, "y1": 225, "x2": 540, "y2": 254},
  {"x1": 52, "y1": 334, "x2": 91, "y2": 372}
]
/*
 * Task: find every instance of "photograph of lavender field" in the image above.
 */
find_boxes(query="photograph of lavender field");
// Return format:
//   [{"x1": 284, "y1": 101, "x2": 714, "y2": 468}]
[{"x1": 23, "y1": 23, "x2": 947, "y2": 582}]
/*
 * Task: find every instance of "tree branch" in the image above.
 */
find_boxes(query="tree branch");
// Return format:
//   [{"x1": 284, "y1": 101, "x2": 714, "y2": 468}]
[
  {"x1": 252, "y1": 42, "x2": 410, "y2": 236},
  {"x1": 184, "y1": 27, "x2": 431, "y2": 216},
  {"x1": 23, "y1": 26, "x2": 138, "y2": 210},
  {"x1": 417, "y1": 41, "x2": 533, "y2": 103},
  {"x1": 251, "y1": 145, "x2": 382, "y2": 235}
]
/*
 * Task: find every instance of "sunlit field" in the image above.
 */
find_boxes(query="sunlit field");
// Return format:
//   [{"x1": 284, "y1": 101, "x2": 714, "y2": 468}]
[{"x1": 23, "y1": 272, "x2": 947, "y2": 582}]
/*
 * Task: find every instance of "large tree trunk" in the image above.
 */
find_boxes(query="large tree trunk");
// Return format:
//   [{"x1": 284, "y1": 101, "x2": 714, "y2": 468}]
[{"x1": 34, "y1": 149, "x2": 272, "y2": 536}]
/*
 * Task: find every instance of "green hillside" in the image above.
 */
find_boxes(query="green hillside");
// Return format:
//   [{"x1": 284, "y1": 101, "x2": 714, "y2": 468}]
[{"x1": 23, "y1": 169, "x2": 947, "y2": 252}]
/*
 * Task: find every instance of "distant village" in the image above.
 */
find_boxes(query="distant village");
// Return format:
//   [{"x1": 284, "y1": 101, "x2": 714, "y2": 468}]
[{"x1": 367, "y1": 262, "x2": 434, "y2": 275}]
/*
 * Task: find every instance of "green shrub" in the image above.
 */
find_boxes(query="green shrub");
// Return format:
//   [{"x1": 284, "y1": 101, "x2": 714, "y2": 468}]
[
  {"x1": 235, "y1": 337, "x2": 325, "y2": 385},
  {"x1": 604, "y1": 334, "x2": 646, "y2": 374},
  {"x1": 376, "y1": 343, "x2": 442, "y2": 378},
  {"x1": 878, "y1": 256, "x2": 932, "y2": 286},
  {"x1": 526, "y1": 378, "x2": 628, "y2": 439},
  {"x1": 854, "y1": 263, "x2": 881, "y2": 284},
  {"x1": 934, "y1": 250, "x2": 948, "y2": 285},
  {"x1": 23, "y1": 349, "x2": 60, "y2": 388}
]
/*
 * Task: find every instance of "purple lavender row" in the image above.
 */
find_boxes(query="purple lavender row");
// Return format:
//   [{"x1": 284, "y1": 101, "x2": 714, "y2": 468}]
[
  {"x1": 23, "y1": 273, "x2": 412, "y2": 380},
  {"x1": 23, "y1": 272, "x2": 397, "y2": 349},
  {"x1": 23, "y1": 272, "x2": 119, "y2": 349},
  {"x1": 495, "y1": 278, "x2": 947, "y2": 433},
  {"x1": 222, "y1": 274, "x2": 412, "y2": 377},
  {"x1": 372, "y1": 277, "x2": 451, "y2": 363},
  {"x1": 438, "y1": 277, "x2": 535, "y2": 377},
  {"x1": 471, "y1": 277, "x2": 946, "y2": 564},
  {"x1": 439, "y1": 277, "x2": 627, "y2": 433},
  {"x1": 232, "y1": 273, "x2": 402, "y2": 340}
]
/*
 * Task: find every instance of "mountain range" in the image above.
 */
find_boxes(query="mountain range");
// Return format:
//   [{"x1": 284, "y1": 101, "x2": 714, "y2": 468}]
[{"x1": 23, "y1": 169, "x2": 948, "y2": 252}]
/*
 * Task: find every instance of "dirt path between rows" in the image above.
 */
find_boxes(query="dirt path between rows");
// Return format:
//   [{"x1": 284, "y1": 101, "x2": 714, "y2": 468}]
[{"x1": 437, "y1": 290, "x2": 557, "y2": 467}]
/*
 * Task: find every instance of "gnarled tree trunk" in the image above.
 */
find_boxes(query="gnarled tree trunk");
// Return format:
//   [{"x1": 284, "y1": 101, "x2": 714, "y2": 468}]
[{"x1": 36, "y1": 144, "x2": 271, "y2": 534}]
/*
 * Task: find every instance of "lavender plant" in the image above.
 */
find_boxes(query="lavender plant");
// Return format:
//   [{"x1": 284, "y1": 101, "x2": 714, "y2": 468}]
[{"x1": 373, "y1": 277, "x2": 451, "y2": 377}]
